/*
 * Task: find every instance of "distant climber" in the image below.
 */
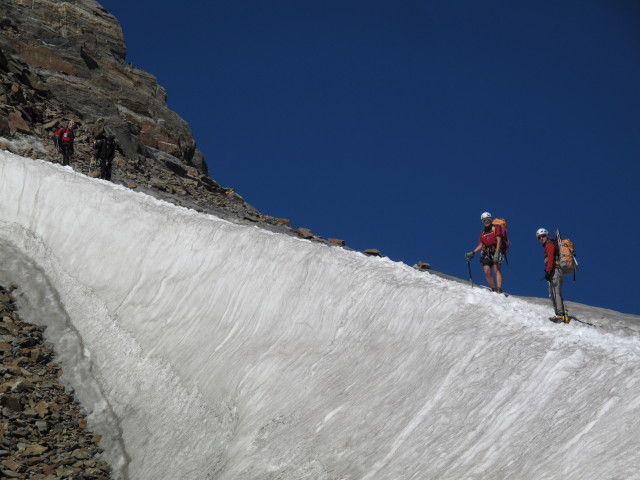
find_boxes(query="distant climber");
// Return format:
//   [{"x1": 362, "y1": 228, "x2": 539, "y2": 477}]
[
  {"x1": 536, "y1": 228, "x2": 569, "y2": 323},
  {"x1": 465, "y1": 212, "x2": 505, "y2": 293},
  {"x1": 53, "y1": 121, "x2": 75, "y2": 166},
  {"x1": 93, "y1": 134, "x2": 116, "y2": 181}
]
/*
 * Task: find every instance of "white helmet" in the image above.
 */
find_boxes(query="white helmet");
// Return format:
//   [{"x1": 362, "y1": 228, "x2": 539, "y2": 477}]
[
  {"x1": 536, "y1": 228, "x2": 549, "y2": 237},
  {"x1": 480, "y1": 212, "x2": 492, "y2": 221}
]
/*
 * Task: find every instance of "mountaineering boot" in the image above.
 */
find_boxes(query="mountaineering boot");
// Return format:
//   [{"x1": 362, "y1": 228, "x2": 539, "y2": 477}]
[{"x1": 549, "y1": 314, "x2": 570, "y2": 323}]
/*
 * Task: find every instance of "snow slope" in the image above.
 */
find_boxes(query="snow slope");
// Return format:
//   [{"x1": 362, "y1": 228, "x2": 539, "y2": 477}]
[{"x1": 1, "y1": 151, "x2": 639, "y2": 480}]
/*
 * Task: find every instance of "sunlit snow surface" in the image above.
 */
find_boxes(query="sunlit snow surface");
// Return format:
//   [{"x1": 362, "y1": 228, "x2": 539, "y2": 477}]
[{"x1": 1, "y1": 151, "x2": 639, "y2": 480}]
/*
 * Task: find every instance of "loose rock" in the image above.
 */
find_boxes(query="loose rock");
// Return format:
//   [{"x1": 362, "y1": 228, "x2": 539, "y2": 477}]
[{"x1": 0, "y1": 284, "x2": 112, "y2": 479}]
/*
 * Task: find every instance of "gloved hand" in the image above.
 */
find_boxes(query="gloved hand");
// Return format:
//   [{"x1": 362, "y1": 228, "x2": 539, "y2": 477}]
[
  {"x1": 492, "y1": 251, "x2": 500, "y2": 263},
  {"x1": 465, "y1": 251, "x2": 475, "y2": 261},
  {"x1": 544, "y1": 270, "x2": 553, "y2": 281}
]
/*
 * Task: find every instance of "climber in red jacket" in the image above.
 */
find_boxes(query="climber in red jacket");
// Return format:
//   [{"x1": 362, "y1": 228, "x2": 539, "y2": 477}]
[{"x1": 53, "y1": 120, "x2": 75, "y2": 166}]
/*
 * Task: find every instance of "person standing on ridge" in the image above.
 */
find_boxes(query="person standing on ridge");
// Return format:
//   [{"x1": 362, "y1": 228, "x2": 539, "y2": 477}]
[
  {"x1": 465, "y1": 212, "x2": 504, "y2": 293},
  {"x1": 53, "y1": 120, "x2": 75, "y2": 166},
  {"x1": 537, "y1": 228, "x2": 569, "y2": 323},
  {"x1": 93, "y1": 134, "x2": 117, "y2": 181}
]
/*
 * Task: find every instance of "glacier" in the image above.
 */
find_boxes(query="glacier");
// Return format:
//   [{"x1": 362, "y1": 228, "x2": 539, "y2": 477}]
[{"x1": 1, "y1": 150, "x2": 639, "y2": 480}]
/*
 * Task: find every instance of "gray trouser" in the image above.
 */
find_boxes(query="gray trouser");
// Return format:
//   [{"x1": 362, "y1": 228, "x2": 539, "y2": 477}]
[{"x1": 548, "y1": 267, "x2": 566, "y2": 316}]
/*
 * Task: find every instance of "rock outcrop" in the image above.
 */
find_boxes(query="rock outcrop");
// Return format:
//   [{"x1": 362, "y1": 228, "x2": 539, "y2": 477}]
[
  {"x1": 0, "y1": 0, "x2": 292, "y2": 225},
  {"x1": 0, "y1": 0, "x2": 205, "y2": 174}
]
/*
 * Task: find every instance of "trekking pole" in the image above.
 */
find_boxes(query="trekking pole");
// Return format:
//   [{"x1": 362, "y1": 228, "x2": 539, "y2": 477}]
[{"x1": 467, "y1": 259, "x2": 474, "y2": 288}]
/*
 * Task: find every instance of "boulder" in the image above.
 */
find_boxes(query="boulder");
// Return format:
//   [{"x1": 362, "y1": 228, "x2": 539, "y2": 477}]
[
  {"x1": 297, "y1": 228, "x2": 314, "y2": 239},
  {"x1": 0, "y1": 393, "x2": 22, "y2": 412},
  {"x1": 413, "y1": 261, "x2": 431, "y2": 271},
  {"x1": 7, "y1": 111, "x2": 30, "y2": 133}
]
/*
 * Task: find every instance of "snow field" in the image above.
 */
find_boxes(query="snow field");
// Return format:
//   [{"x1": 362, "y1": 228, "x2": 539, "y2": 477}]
[{"x1": 1, "y1": 151, "x2": 639, "y2": 480}]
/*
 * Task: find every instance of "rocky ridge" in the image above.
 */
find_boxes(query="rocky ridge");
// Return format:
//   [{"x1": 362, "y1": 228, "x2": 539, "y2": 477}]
[
  {"x1": 0, "y1": 0, "x2": 296, "y2": 230},
  {"x1": 0, "y1": 0, "x2": 205, "y2": 171}
]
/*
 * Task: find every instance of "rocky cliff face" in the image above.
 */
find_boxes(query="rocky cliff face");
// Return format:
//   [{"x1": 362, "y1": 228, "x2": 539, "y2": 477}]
[
  {"x1": 0, "y1": 0, "x2": 207, "y2": 173},
  {"x1": 0, "y1": 0, "x2": 295, "y2": 226}
]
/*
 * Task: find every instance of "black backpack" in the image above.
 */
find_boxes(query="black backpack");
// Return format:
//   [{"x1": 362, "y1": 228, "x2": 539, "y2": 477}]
[{"x1": 95, "y1": 138, "x2": 115, "y2": 160}]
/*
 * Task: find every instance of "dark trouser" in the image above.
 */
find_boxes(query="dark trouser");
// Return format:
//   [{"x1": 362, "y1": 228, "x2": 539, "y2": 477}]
[
  {"x1": 60, "y1": 145, "x2": 72, "y2": 166},
  {"x1": 99, "y1": 159, "x2": 112, "y2": 181},
  {"x1": 479, "y1": 247, "x2": 503, "y2": 291},
  {"x1": 548, "y1": 267, "x2": 566, "y2": 316}
]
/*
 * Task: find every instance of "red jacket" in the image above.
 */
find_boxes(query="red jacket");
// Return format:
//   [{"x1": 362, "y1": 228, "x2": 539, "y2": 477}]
[
  {"x1": 543, "y1": 240, "x2": 556, "y2": 272},
  {"x1": 54, "y1": 127, "x2": 74, "y2": 146},
  {"x1": 478, "y1": 224, "x2": 503, "y2": 248}
]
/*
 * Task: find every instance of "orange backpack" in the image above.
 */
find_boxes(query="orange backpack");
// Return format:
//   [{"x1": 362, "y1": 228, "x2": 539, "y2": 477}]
[
  {"x1": 555, "y1": 229, "x2": 577, "y2": 273},
  {"x1": 492, "y1": 218, "x2": 510, "y2": 254}
]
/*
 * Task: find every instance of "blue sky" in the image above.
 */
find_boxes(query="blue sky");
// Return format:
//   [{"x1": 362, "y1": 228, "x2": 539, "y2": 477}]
[{"x1": 98, "y1": 0, "x2": 640, "y2": 315}]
